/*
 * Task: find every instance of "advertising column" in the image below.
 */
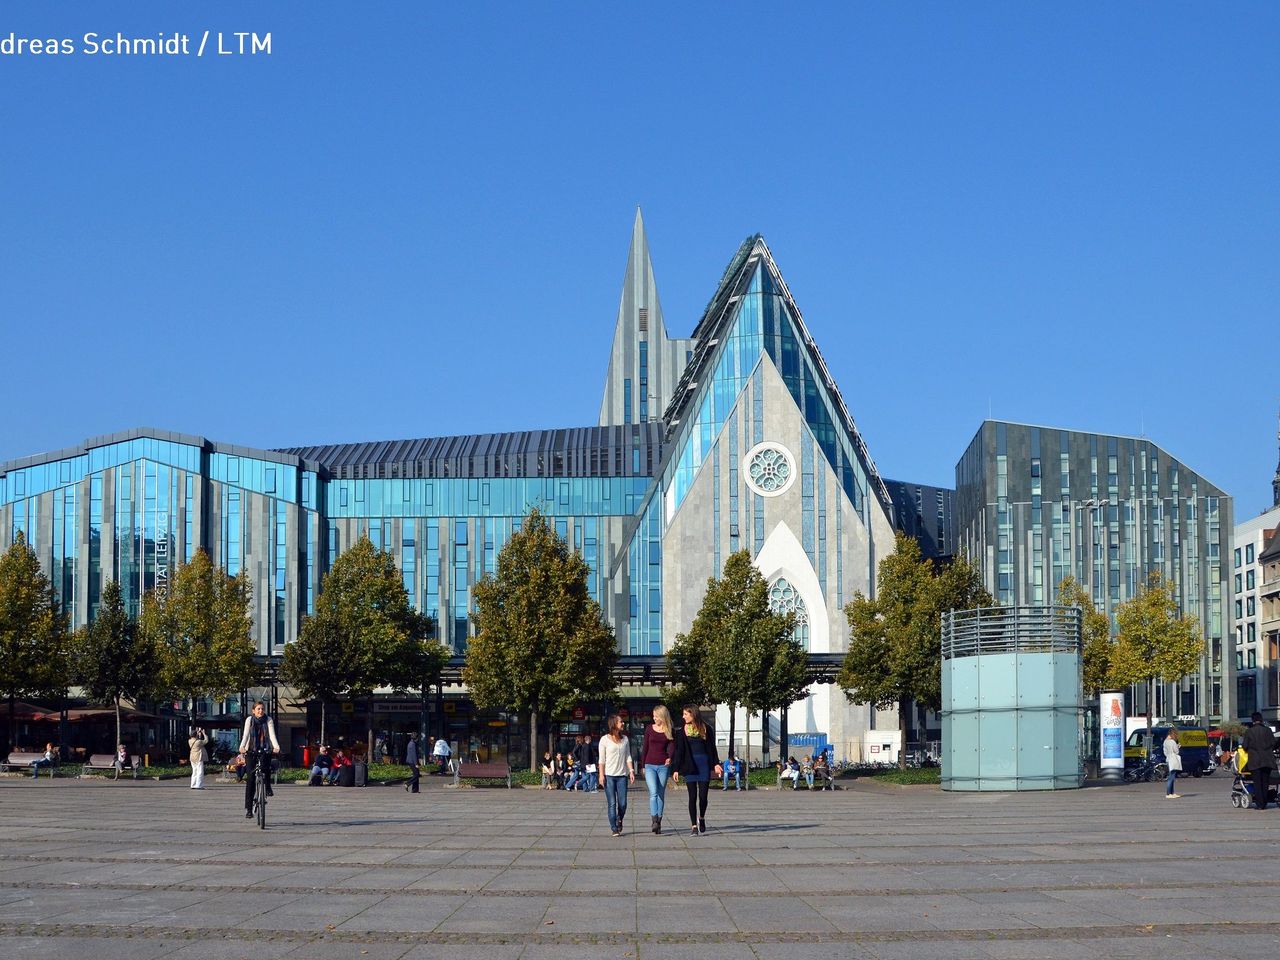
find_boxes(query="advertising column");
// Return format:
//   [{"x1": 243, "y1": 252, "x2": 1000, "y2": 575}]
[{"x1": 1100, "y1": 690, "x2": 1125, "y2": 781}]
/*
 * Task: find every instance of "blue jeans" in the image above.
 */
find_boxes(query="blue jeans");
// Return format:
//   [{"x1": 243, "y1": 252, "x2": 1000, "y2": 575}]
[
  {"x1": 31, "y1": 759, "x2": 51, "y2": 779},
  {"x1": 564, "y1": 771, "x2": 579, "y2": 791},
  {"x1": 644, "y1": 763, "x2": 670, "y2": 816},
  {"x1": 604, "y1": 775, "x2": 628, "y2": 832},
  {"x1": 722, "y1": 769, "x2": 741, "y2": 790},
  {"x1": 1166, "y1": 769, "x2": 1178, "y2": 795}
]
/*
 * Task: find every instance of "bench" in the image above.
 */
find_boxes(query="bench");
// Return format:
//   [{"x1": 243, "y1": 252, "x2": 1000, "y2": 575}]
[
  {"x1": 0, "y1": 752, "x2": 49, "y2": 774},
  {"x1": 80, "y1": 753, "x2": 140, "y2": 780},
  {"x1": 453, "y1": 761, "x2": 511, "y2": 788}
]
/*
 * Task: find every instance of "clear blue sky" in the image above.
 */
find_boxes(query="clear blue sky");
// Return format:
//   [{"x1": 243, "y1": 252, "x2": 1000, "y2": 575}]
[{"x1": 2, "y1": 4, "x2": 1277, "y2": 516}]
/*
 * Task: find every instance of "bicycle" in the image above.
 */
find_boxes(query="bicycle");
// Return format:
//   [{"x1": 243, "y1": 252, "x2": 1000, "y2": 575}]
[{"x1": 250, "y1": 752, "x2": 269, "y2": 829}]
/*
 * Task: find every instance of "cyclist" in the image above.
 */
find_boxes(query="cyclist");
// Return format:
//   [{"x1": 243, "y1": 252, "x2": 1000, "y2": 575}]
[{"x1": 237, "y1": 701, "x2": 280, "y2": 819}]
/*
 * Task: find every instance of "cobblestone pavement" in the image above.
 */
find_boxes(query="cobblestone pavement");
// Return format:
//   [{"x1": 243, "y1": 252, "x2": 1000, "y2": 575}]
[{"x1": 2, "y1": 774, "x2": 1279, "y2": 959}]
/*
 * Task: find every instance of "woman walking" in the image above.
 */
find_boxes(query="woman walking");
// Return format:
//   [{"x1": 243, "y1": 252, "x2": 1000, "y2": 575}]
[
  {"x1": 671, "y1": 706, "x2": 722, "y2": 836},
  {"x1": 1163, "y1": 728, "x2": 1182, "y2": 799},
  {"x1": 598, "y1": 713, "x2": 635, "y2": 837},
  {"x1": 642, "y1": 705, "x2": 675, "y2": 834}
]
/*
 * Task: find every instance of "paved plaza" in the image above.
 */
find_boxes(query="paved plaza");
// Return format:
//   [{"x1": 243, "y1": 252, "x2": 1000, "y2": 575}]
[{"x1": 1, "y1": 774, "x2": 1279, "y2": 959}]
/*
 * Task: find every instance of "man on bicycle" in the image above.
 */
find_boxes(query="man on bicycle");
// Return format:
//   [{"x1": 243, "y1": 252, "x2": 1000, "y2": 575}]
[{"x1": 238, "y1": 701, "x2": 280, "y2": 819}]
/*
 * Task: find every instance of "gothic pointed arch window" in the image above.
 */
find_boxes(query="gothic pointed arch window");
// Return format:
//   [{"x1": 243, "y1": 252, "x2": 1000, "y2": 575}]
[{"x1": 768, "y1": 577, "x2": 810, "y2": 650}]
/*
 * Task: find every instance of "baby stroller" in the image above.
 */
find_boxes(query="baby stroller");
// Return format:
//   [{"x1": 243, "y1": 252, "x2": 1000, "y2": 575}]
[{"x1": 1229, "y1": 748, "x2": 1277, "y2": 810}]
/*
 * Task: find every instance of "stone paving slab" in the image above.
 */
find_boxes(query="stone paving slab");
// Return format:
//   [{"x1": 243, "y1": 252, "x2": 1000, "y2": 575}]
[{"x1": 2, "y1": 777, "x2": 1280, "y2": 957}]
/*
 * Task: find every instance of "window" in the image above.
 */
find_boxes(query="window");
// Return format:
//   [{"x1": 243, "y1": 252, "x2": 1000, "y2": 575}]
[
  {"x1": 1248, "y1": 650, "x2": 1257, "y2": 669},
  {"x1": 1236, "y1": 574, "x2": 1243, "y2": 593},
  {"x1": 1236, "y1": 600, "x2": 1243, "y2": 619},
  {"x1": 1247, "y1": 544, "x2": 1255, "y2": 564},
  {"x1": 1247, "y1": 570, "x2": 1256, "y2": 590},
  {"x1": 1248, "y1": 597, "x2": 1256, "y2": 617},
  {"x1": 768, "y1": 578, "x2": 810, "y2": 650},
  {"x1": 1236, "y1": 548, "x2": 1243, "y2": 568}
]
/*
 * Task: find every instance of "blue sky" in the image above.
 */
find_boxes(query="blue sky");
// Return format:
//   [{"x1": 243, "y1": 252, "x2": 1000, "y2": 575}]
[{"x1": 2, "y1": 3, "x2": 1277, "y2": 516}]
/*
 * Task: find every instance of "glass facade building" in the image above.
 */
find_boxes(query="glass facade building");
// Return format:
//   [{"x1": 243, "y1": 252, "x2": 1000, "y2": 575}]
[{"x1": 955, "y1": 420, "x2": 1233, "y2": 723}]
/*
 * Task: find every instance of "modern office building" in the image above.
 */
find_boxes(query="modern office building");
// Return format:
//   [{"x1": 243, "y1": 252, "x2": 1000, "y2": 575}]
[
  {"x1": 0, "y1": 214, "x2": 907, "y2": 762},
  {"x1": 883, "y1": 479, "x2": 955, "y2": 562},
  {"x1": 955, "y1": 420, "x2": 1234, "y2": 723}
]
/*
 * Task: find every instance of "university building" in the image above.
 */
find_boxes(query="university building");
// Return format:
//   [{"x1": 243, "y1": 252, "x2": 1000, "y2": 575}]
[
  {"x1": 955, "y1": 420, "x2": 1234, "y2": 723},
  {"x1": 1, "y1": 211, "x2": 910, "y2": 765}
]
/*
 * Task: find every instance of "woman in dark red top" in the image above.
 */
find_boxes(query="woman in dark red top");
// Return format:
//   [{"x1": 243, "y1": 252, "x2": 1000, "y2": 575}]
[{"x1": 641, "y1": 704, "x2": 675, "y2": 834}]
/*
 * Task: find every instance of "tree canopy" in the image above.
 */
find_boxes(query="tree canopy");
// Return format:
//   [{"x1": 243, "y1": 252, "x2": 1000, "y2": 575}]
[
  {"x1": 1055, "y1": 575, "x2": 1114, "y2": 696},
  {"x1": 464, "y1": 509, "x2": 617, "y2": 769},
  {"x1": 1109, "y1": 572, "x2": 1201, "y2": 737},
  {"x1": 281, "y1": 535, "x2": 444, "y2": 745},
  {"x1": 70, "y1": 580, "x2": 157, "y2": 748},
  {"x1": 0, "y1": 532, "x2": 70, "y2": 751},
  {"x1": 139, "y1": 549, "x2": 257, "y2": 720},
  {"x1": 837, "y1": 533, "x2": 990, "y2": 767},
  {"x1": 667, "y1": 550, "x2": 807, "y2": 755}
]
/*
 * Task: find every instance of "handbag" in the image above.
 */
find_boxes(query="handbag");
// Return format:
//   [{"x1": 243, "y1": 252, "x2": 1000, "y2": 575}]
[{"x1": 585, "y1": 764, "x2": 597, "y2": 773}]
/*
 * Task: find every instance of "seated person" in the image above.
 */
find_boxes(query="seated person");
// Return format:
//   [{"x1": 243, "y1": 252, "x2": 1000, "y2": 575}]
[
  {"x1": 722, "y1": 755, "x2": 742, "y2": 791},
  {"x1": 781, "y1": 756, "x2": 801, "y2": 788},
  {"x1": 813, "y1": 752, "x2": 831, "y2": 786},
  {"x1": 227, "y1": 753, "x2": 247, "y2": 783},
  {"x1": 309, "y1": 746, "x2": 333, "y2": 785},
  {"x1": 540, "y1": 752, "x2": 555, "y2": 789},
  {"x1": 31, "y1": 742, "x2": 56, "y2": 779},
  {"x1": 801, "y1": 755, "x2": 815, "y2": 788},
  {"x1": 562, "y1": 757, "x2": 579, "y2": 791},
  {"x1": 327, "y1": 750, "x2": 350, "y2": 785},
  {"x1": 111, "y1": 743, "x2": 137, "y2": 777}
]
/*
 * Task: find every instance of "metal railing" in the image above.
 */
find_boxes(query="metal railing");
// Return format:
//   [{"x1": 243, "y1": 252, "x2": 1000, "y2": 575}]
[{"x1": 942, "y1": 606, "x2": 1082, "y2": 659}]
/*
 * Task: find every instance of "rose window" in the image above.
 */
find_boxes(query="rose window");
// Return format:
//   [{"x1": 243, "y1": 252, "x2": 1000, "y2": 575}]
[{"x1": 748, "y1": 447, "x2": 792, "y2": 493}]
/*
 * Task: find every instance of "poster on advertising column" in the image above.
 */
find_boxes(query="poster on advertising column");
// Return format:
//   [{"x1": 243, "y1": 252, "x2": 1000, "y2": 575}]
[{"x1": 1100, "y1": 691, "x2": 1125, "y2": 773}]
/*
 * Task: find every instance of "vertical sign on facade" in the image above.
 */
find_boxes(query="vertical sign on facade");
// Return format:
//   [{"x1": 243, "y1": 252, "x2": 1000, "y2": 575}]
[
  {"x1": 155, "y1": 510, "x2": 169, "y2": 600},
  {"x1": 1100, "y1": 690, "x2": 1124, "y2": 780}
]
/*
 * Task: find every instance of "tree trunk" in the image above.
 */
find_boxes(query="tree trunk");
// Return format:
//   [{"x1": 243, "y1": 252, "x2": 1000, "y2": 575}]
[
  {"x1": 7, "y1": 690, "x2": 14, "y2": 756},
  {"x1": 727, "y1": 703, "x2": 737, "y2": 761},
  {"x1": 114, "y1": 696, "x2": 122, "y2": 754},
  {"x1": 780, "y1": 706, "x2": 789, "y2": 764},
  {"x1": 529, "y1": 708, "x2": 539, "y2": 772},
  {"x1": 898, "y1": 699, "x2": 910, "y2": 771},
  {"x1": 319, "y1": 700, "x2": 326, "y2": 749},
  {"x1": 1146, "y1": 677, "x2": 1156, "y2": 756}
]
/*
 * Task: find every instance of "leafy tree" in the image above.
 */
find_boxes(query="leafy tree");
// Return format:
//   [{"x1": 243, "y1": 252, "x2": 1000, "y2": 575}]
[
  {"x1": 1056, "y1": 576, "x2": 1114, "y2": 697},
  {"x1": 1109, "y1": 572, "x2": 1201, "y2": 744},
  {"x1": 668, "y1": 550, "x2": 805, "y2": 756},
  {"x1": 838, "y1": 533, "x2": 991, "y2": 769},
  {"x1": 140, "y1": 550, "x2": 257, "y2": 725},
  {"x1": 281, "y1": 535, "x2": 444, "y2": 747},
  {"x1": 465, "y1": 510, "x2": 618, "y2": 770},
  {"x1": 70, "y1": 580, "x2": 157, "y2": 749},
  {"x1": 0, "y1": 532, "x2": 71, "y2": 752}
]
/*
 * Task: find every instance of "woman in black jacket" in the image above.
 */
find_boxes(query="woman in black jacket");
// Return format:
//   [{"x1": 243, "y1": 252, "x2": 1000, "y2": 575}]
[{"x1": 670, "y1": 706, "x2": 722, "y2": 836}]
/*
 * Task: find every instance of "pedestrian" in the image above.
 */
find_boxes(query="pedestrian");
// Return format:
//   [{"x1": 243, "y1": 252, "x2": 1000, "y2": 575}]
[
  {"x1": 598, "y1": 713, "x2": 635, "y2": 837},
  {"x1": 405, "y1": 733, "x2": 420, "y2": 793},
  {"x1": 1162, "y1": 729, "x2": 1181, "y2": 799},
  {"x1": 671, "y1": 706, "x2": 722, "y2": 836},
  {"x1": 580, "y1": 733, "x2": 599, "y2": 793},
  {"x1": 1242, "y1": 711, "x2": 1277, "y2": 810},
  {"x1": 188, "y1": 726, "x2": 208, "y2": 789},
  {"x1": 642, "y1": 705, "x2": 675, "y2": 833},
  {"x1": 237, "y1": 700, "x2": 280, "y2": 818}
]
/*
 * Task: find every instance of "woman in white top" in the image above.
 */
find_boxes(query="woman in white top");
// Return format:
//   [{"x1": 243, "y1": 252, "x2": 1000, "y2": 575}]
[
  {"x1": 597, "y1": 714, "x2": 636, "y2": 837},
  {"x1": 1162, "y1": 729, "x2": 1181, "y2": 799}
]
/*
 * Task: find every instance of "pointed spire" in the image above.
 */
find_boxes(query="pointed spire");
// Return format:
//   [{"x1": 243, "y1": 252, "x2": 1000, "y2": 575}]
[{"x1": 1273, "y1": 406, "x2": 1280, "y2": 507}]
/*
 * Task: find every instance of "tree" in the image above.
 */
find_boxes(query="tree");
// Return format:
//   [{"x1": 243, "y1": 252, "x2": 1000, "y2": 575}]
[
  {"x1": 1056, "y1": 576, "x2": 1114, "y2": 697},
  {"x1": 465, "y1": 510, "x2": 618, "y2": 770},
  {"x1": 837, "y1": 533, "x2": 991, "y2": 769},
  {"x1": 281, "y1": 535, "x2": 444, "y2": 747},
  {"x1": 70, "y1": 581, "x2": 157, "y2": 749},
  {"x1": 140, "y1": 550, "x2": 258, "y2": 726},
  {"x1": 0, "y1": 532, "x2": 71, "y2": 752},
  {"x1": 1109, "y1": 572, "x2": 1202, "y2": 745},
  {"x1": 667, "y1": 550, "x2": 804, "y2": 758}
]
